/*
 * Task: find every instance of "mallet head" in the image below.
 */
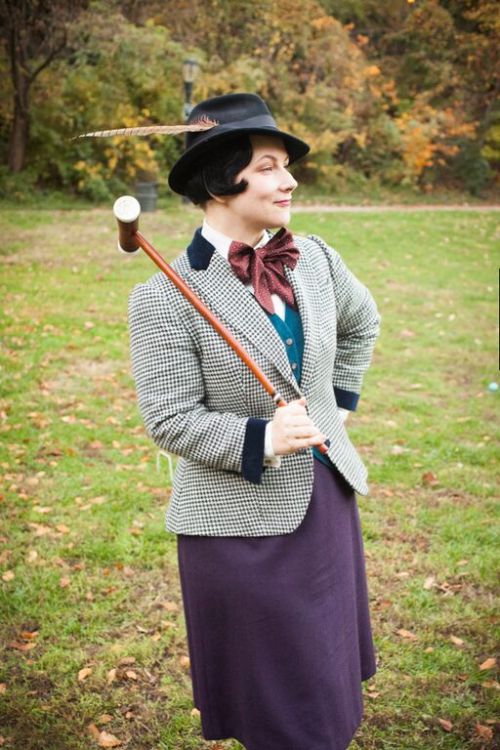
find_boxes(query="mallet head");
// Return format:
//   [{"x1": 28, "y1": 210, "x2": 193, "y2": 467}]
[{"x1": 113, "y1": 195, "x2": 141, "y2": 254}]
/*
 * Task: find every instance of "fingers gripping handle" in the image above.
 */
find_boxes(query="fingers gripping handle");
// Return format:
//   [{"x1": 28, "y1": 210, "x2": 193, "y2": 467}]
[{"x1": 113, "y1": 195, "x2": 141, "y2": 254}]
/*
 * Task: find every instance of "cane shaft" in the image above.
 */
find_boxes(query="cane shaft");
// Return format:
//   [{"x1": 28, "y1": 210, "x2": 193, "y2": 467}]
[{"x1": 131, "y1": 228, "x2": 329, "y2": 456}]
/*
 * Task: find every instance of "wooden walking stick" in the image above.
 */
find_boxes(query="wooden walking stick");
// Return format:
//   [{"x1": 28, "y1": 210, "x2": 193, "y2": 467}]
[{"x1": 113, "y1": 195, "x2": 330, "y2": 455}]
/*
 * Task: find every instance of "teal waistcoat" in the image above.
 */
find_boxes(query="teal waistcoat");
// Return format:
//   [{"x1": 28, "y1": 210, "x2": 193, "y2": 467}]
[{"x1": 266, "y1": 304, "x2": 333, "y2": 469}]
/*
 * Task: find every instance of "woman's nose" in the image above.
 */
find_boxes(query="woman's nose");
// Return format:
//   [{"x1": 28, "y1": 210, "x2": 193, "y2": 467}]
[{"x1": 281, "y1": 170, "x2": 298, "y2": 192}]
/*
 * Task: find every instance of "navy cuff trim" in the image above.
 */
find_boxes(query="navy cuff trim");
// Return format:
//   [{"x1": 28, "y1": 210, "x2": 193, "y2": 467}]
[
  {"x1": 242, "y1": 418, "x2": 267, "y2": 484},
  {"x1": 334, "y1": 387, "x2": 359, "y2": 411}
]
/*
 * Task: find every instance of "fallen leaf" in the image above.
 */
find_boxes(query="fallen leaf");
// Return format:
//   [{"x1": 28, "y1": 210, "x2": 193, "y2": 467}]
[
  {"x1": 424, "y1": 647, "x2": 434, "y2": 653},
  {"x1": 191, "y1": 707, "x2": 201, "y2": 719},
  {"x1": 33, "y1": 506, "x2": 52, "y2": 514},
  {"x1": 87, "y1": 723, "x2": 101, "y2": 740},
  {"x1": 0, "y1": 737, "x2": 5, "y2": 746},
  {"x1": 98, "y1": 714, "x2": 113, "y2": 724},
  {"x1": 438, "y1": 718, "x2": 453, "y2": 732},
  {"x1": 423, "y1": 576, "x2": 436, "y2": 590},
  {"x1": 479, "y1": 657, "x2": 496, "y2": 671},
  {"x1": 367, "y1": 690, "x2": 380, "y2": 698},
  {"x1": 161, "y1": 600, "x2": 179, "y2": 612},
  {"x1": 107, "y1": 668, "x2": 117, "y2": 684},
  {"x1": 78, "y1": 667, "x2": 92, "y2": 682},
  {"x1": 19, "y1": 630, "x2": 38, "y2": 640},
  {"x1": 179, "y1": 655, "x2": 191, "y2": 670},
  {"x1": 98, "y1": 730, "x2": 122, "y2": 747},
  {"x1": 396, "y1": 628, "x2": 418, "y2": 641},
  {"x1": 125, "y1": 670, "x2": 138, "y2": 680},
  {"x1": 9, "y1": 640, "x2": 36, "y2": 651},
  {"x1": 422, "y1": 471, "x2": 438, "y2": 486},
  {"x1": 2, "y1": 570, "x2": 15, "y2": 582},
  {"x1": 59, "y1": 576, "x2": 71, "y2": 588},
  {"x1": 0, "y1": 683, "x2": 6, "y2": 693},
  {"x1": 55, "y1": 524, "x2": 70, "y2": 534},
  {"x1": 27, "y1": 549, "x2": 38, "y2": 562},
  {"x1": 118, "y1": 656, "x2": 136, "y2": 666},
  {"x1": 481, "y1": 680, "x2": 500, "y2": 690},
  {"x1": 475, "y1": 724, "x2": 493, "y2": 741},
  {"x1": 450, "y1": 635, "x2": 464, "y2": 647}
]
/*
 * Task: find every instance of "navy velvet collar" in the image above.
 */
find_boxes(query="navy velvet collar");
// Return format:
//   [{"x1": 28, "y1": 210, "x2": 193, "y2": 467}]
[{"x1": 187, "y1": 228, "x2": 216, "y2": 270}]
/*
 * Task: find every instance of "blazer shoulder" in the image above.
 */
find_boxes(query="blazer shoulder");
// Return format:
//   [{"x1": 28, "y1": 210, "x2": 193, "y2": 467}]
[{"x1": 129, "y1": 250, "x2": 192, "y2": 306}]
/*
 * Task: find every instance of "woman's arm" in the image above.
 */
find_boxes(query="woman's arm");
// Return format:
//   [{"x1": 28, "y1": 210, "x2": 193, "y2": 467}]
[{"x1": 128, "y1": 282, "x2": 267, "y2": 483}]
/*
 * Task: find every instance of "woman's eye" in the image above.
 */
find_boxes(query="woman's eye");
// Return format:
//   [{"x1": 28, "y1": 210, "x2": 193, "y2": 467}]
[{"x1": 260, "y1": 166, "x2": 273, "y2": 173}]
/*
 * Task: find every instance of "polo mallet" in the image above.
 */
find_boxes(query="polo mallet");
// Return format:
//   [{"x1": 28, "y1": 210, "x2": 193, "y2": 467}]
[{"x1": 113, "y1": 195, "x2": 330, "y2": 455}]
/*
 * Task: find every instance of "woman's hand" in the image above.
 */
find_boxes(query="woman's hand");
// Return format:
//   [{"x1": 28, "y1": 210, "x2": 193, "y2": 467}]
[{"x1": 270, "y1": 397, "x2": 326, "y2": 456}]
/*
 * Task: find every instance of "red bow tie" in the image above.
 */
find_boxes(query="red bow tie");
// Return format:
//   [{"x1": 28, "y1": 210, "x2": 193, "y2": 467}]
[{"x1": 228, "y1": 228, "x2": 299, "y2": 315}]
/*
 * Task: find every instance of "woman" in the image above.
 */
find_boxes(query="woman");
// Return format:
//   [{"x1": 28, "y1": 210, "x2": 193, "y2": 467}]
[{"x1": 128, "y1": 93, "x2": 381, "y2": 750}]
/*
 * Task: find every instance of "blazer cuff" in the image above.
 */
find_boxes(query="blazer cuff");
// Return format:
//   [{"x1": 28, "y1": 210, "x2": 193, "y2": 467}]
[
  {"x1": 242, "y1": 417, "x2": 267, "y2": 484},
  {"x1": 334, "y1": 387, "x2": 359, "y2": 411}
]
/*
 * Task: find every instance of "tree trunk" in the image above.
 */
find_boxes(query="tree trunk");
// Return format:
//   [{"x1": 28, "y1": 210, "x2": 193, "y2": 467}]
[{"x1": 8, "y1": 93, "x2": 30, "y2": 172}]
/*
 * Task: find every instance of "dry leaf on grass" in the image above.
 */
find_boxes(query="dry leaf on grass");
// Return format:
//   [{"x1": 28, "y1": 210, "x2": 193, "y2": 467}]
[
  {"x1": 98, "y1": 714, "x2": 113, "y2": 724},
  {"x1": 107, "y1": 668, "x2": 117, "y2": 684},
  {"x1": 423, "y1": 576, "x2": 436, "y2": 590},
  {"x1": 2, "y1": 570, "x2": 15, "y2": 582},
  {"x1": 449, "y1": 635, "x2": 464, "y2": 647},
  {"x1": 475, "y1": 724, "x2": 493, "y2": 741},
  {"x1": 438, "y1": 718, "x2": 453, "y2": 732},
  {"x1": 479, "y1": 658, "x2": 496, "y2": 671},
  {"x1": 0, "y1": 683, "x2": 6, "y2": 693},
  {"x1": 9, "y1": 640, "x2": 36, "y2": 651},
  {"x1": 179, "y1": 655, "x2": 191, "y2": 670},
  {"x1": 78, "y1": 667, "x2": 92, "y2": 682},
  {"x1": 97, "y1": 731, "x2": 122, "y2": 747},
  {"x1": 59, "y1": 576, "x2": 71, "y2": 588},
  {"x1": 396, "y1": 628, "x2": 418, "y2": 641}
]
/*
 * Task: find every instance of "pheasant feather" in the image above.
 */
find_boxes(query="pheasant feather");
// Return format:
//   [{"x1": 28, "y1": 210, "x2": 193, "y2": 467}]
[{"x1": 74, "y1": 116, "x2": 218, "y2": 139}]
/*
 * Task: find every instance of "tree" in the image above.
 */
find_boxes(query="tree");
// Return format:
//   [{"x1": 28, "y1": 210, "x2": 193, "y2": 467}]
[{"x1": 0, "y1": 0, "x2": 87, "y2": 172}]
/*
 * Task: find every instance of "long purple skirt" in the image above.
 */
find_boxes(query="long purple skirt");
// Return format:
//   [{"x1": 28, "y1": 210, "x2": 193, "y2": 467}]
[{"x1": 177, "y1": 458, "x2": 376, "y2": 750}]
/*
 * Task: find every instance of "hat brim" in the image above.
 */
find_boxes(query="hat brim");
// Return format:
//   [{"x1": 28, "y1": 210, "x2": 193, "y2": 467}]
[{"x1": 168, "y1": 125, "x2": 310, "y2": 195}]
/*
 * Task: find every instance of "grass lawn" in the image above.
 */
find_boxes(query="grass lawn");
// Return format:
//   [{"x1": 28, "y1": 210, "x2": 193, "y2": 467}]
[{"x1": 0, "y1": 203, "x2": 498, "y2": 749}]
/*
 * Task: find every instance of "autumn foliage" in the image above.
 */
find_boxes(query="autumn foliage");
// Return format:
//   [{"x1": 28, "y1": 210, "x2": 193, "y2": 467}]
[{"x1": 0, "y1": 0, "x2": 498, "y2": 199}]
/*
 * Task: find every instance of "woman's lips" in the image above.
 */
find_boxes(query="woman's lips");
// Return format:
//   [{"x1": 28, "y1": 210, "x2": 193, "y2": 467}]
[{"x1": 274, "y1": 200, "x2": 291, "y2": 206}]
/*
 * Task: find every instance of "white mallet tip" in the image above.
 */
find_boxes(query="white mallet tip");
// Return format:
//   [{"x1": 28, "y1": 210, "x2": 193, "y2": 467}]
[{"x1": 113, "y1": 195, "x2": 141, "y2": 223}]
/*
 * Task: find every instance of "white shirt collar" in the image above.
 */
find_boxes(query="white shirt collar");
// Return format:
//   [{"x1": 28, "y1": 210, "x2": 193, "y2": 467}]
[{"x1": 201, "y1": 218, "x2": 269, "y2": 260}]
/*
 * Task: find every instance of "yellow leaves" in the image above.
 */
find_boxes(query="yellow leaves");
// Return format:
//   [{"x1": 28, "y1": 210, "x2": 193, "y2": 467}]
[
  {"x1": 1, "y1": 570, "x2": 14, "y2": 582},
  {"x1": 364, "y1": 65, "x2": 381, "y2": 77}
]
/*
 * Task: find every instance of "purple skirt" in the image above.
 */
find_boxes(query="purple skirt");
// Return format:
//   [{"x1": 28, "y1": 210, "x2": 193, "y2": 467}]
[{"x1": 177, "y1": 458, "x2": 376, "y2": 750}]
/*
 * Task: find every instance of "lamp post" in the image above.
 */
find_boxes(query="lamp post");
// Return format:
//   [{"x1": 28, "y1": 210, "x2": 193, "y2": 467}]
[{"x1": 182, "y1": 58, "x2": 200, "y2": 120}]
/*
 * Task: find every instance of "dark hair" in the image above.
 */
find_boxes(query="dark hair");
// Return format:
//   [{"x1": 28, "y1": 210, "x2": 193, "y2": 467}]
[{"x1": 183, "y1": 134, "x2": 253, "y2": 205}]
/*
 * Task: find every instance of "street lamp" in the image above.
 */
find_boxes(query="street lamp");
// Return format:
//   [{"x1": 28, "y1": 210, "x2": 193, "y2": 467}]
[{"x1": 182, "y1": 58, "x2": 200, "y2": 120}]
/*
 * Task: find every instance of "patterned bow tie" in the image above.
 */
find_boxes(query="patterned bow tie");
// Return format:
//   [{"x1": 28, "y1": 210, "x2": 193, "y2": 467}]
[{"x1": 228, "y1": 228, "x2": 299, "y2": 315}]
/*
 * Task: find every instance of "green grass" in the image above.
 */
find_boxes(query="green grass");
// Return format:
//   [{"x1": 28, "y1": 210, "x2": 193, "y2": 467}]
[{"x1": 0, "y1": 203, "x2": 499, "y2": 749}]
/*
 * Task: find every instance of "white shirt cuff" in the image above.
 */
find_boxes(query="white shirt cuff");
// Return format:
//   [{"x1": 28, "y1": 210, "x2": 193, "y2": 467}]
[{"x1": 264, "y1": 422, "x2": 281, "y2": 468}]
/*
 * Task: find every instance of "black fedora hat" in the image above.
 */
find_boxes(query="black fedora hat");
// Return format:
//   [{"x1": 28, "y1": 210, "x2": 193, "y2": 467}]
[{"x1": 168, "y1": 93, "x2": 310, "y2": 196}]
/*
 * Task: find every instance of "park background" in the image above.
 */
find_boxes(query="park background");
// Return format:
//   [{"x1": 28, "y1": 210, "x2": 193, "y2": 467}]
[{"x1": 0, "y1": 1, "x2": 499, "y2": 749}]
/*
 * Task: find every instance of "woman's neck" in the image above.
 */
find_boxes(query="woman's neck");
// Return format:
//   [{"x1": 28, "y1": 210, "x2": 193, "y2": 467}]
[{"x1": 203, "y1": 205, "x2": 266, "y2": 247}]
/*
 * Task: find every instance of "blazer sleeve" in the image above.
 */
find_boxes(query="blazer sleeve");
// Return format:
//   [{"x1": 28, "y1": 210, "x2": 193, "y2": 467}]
[
  {"x1": 308, "y1": 234, "x2": 381, "y2": 410},
  {"x1": 128, "y1": 282, "x2": 267, "y2": 484}
]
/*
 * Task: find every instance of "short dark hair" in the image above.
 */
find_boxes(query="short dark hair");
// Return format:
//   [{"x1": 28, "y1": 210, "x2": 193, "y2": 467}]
[{"x1": 183, "y1": 134, "x2": 253, "y2": 205}]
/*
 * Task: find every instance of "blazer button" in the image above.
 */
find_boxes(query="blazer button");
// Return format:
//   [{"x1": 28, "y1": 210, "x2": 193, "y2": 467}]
[
  {"x1": 291, "y1": 362, "x2": 298, "y2": 371},
  {"x1": 286, "y1": 338, "x2": 293, "y2": 346}
]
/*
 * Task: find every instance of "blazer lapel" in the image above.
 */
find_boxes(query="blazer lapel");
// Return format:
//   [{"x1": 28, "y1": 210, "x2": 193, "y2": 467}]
[{"x1": 185, "y1": 229, "x2": 303, "y2": 395}]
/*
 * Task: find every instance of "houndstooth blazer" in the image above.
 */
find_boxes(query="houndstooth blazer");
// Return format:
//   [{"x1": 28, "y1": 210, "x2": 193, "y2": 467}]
[{"x1": 128, "y1": 229, "x2": 380, "y2": 537}]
